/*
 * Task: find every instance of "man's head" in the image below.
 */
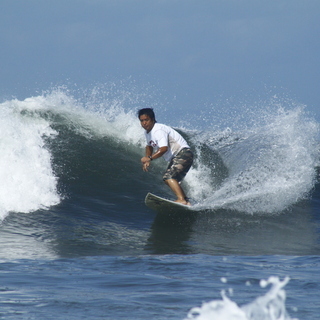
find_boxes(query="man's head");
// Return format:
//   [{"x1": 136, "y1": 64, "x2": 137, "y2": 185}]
[
  {"x1": 137, "y1": 108, "x2": 156, "y2": 121},
  {"x1": 138, "y1": 108, "x2": 156, "y2": 133}
]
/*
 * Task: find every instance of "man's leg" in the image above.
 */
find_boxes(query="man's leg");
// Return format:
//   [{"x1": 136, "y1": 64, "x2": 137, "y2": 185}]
[
  {"x1": 164, "y1": 179, "x2": 190, "y2": 205},
  {"x1": 163, "y1": 148, "x2": 193, "y2": 205}
]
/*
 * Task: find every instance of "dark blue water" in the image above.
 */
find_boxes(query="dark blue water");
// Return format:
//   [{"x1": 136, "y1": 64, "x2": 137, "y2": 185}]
[
  {"x1": 0, "y1": 255, "x2": 319, "y2": 319},
  {"x1": 0, "y1": 90, "x2": 319, "y2": 319}
]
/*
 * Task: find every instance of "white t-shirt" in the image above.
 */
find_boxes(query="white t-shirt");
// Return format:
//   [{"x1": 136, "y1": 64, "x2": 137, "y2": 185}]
[{"x1": 145, "y1": 123, "x2": 190, "y2": 162}]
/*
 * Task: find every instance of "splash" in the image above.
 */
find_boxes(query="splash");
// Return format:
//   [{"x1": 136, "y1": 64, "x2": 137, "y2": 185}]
[
  {"x1": 185, "y1": 277, "x2": 297, "y2": 320},
  {"x1": 186, "y1": 106, "x2": 319, "y2": 214}
]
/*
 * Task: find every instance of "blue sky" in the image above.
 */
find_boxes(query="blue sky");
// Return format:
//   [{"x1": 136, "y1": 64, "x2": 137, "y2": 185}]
[{"x1": 1, "y1": 0, "x2": 320, "y2": 122}]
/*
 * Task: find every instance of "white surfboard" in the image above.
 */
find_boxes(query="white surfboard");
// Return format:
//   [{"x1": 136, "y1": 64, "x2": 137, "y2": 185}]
[{"x1": 145, "y1": 192, "x2": 193, "y2": 214}]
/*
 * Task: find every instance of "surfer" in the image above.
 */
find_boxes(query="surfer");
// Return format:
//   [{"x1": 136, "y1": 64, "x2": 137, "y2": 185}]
[{"x1": 138, "y1": 108, "x2": 194, "y2": 206}]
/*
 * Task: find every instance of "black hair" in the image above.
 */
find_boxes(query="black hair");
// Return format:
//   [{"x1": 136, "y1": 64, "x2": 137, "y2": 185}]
[{"x1": 137, "y1": 108, "x2": 156, "y2": 121}]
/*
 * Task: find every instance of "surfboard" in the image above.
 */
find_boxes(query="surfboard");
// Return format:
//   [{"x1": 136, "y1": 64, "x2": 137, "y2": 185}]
[{"x1": 145, "y1": 192, "x2": 193, "y2": 214}]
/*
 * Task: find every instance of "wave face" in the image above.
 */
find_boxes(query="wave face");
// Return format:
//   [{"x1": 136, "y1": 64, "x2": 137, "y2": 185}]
[{"x1": 0, "y1": 87, "x2": 319, "y2": 220}]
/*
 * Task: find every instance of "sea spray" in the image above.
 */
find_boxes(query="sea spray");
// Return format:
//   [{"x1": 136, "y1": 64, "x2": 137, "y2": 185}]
[
  {"x1": 185, "y1": 277, "x2": 297, "y2": 320},
  {"x1": 187, "y1": 106, "x2": 319, "y2": 214}
]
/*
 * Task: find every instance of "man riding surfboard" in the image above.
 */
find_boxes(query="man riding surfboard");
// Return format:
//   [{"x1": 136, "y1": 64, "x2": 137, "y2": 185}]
[{"x1": 138, "y1": 108, "x2": 194, "y2": 206}]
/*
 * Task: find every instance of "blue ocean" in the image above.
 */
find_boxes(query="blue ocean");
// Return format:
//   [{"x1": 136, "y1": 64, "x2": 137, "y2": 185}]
[{"x1": 0, "y1": 87, "x2": 319, "y2": 319}]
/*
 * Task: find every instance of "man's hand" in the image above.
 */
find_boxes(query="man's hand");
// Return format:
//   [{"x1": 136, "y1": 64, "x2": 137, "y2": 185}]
[{"x1": 141, "y1": 157, "x2": 151, "y2": 172}]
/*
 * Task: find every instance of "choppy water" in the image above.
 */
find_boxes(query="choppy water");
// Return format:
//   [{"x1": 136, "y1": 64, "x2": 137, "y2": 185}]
[{"x1": 0, "y1": 88, "x2": 319, "y2": 319}]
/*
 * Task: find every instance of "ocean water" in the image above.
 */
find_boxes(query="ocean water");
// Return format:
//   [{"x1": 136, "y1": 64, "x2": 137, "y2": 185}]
[{"x1": 0, "y1": 87, "x2": 319, "y2": 319}]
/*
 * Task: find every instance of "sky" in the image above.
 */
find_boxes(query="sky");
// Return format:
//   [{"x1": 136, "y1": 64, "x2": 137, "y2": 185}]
[{"x1": 1, "y1": 0, "x2": 320, "y2": 122}]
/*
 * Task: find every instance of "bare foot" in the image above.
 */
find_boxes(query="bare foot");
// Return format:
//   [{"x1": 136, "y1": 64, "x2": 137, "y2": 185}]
[{"x1": 175, "y1": 199, "x2": 191, "y2": 206}]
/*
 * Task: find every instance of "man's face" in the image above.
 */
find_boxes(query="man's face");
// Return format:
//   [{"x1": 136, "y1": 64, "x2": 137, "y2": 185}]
[{"x1": 139, "y1": 114, "x2": 155, "y2": 133}]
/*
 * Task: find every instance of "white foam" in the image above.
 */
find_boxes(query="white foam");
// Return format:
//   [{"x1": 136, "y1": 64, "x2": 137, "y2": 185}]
[
  {"x1": 0, "y1": 99, "x2": 60, "y2": 219},
  {"x1": 185, "y1": 277, "x2": 297, "y2": 320}
]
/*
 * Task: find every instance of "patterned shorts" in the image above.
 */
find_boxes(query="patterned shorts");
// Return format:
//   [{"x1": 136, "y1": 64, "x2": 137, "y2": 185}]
[{"x1": 163, "y1": 148, "x2": 194, "y2": 182}]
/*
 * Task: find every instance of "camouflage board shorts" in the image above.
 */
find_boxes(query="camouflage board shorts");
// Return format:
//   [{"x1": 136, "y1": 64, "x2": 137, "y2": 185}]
[{"x1": 163, "y1": 148, "x2": 194, "y2": 182}]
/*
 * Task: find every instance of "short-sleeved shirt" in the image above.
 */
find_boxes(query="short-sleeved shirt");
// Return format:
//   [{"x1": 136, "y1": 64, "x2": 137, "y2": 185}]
[{"x1": 145, "y1": 123, "x2": 190, "y2": 162}]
